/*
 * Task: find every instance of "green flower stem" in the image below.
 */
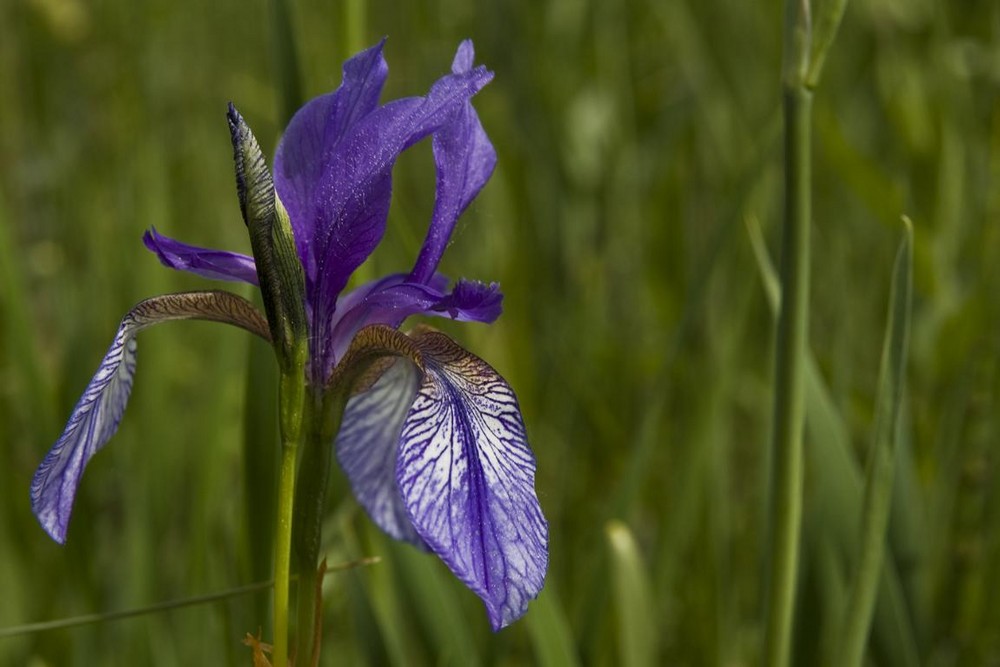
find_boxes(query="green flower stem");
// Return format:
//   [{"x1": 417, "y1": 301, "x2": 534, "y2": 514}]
[
  {"x1": 273, "y1": 358, "x2": 307, "y2": 667},
  {"x1": 292, "y1": 388, "x2": 349, "y2": 665},
  {"x1": 272, "y1": 443, "x2": 297, "y2": 667},
  {"x1": 764, "y1": 1, "x2": 812, "y2": 664}
]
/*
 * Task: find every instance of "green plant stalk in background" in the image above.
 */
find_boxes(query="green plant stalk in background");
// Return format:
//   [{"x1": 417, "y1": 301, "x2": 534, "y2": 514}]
[
  {"x1": 764, "y1": 0, "x2": 848, "y2": 662},
  {"x1": 763, "y1": 4, "x2": 811, "y2": 666},
  {"x1": 764, "y1": 83, "x2": 811, "y2": 667},
  {"x1": 839, "y1": 220, "x2": 913, "y2": 666}
]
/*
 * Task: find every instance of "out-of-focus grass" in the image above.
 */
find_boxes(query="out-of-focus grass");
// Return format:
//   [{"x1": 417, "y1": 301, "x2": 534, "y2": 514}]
[{"x1": 1, "y1": 0, "x2": 998, "y2": 664}]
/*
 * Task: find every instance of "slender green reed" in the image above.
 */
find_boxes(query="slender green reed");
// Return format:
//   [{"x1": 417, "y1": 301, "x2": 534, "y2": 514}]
[
  {"x1": 763, "y1": 2, "x2": 812, "y2": 664},
  {"x1": 839, "y1": 219, "x2": 913, "y2": 665},
  {"x1": 765, "y1": 0, "x2": 853, "y2": 660},
  {"x1": 606, "y1": 520, "x2": 657, "y2": 667}
]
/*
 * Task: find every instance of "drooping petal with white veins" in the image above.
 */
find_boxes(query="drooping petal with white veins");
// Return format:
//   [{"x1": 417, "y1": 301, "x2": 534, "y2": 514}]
[
  {"x1": 335, "y1": 358, "x2": 424, "y2": 545},
  {"x1": 397, "y1": 331, "x2": 547, "y2": 630},
  {"x1": 30, "y1": 292, "x2": 270, "y2": 544}
]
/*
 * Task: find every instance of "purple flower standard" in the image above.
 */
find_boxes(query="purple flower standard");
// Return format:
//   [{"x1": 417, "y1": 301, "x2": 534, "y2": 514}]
[{"x1": 31, "y1": 39, "x2": 548, "y2": 630}]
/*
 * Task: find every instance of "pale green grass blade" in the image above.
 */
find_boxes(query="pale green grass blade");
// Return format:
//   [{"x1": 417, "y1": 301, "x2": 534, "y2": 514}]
[
  {"x1": 840, "y1": 218, "x2": 913, "y2": 666},
  {"x1": 606, "y1": 520, "x2": 657, "y2": 667}
]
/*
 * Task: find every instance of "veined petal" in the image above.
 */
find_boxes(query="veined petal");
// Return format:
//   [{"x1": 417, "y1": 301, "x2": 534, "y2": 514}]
[
  {"x1": 335, "y1": 358, "x2": 424, "y2": 545},
  {"x1": 329, "y1": 275, "x2": 502, "y2": 362},
  {"x1": 411, "y1": 40, "x2": 497, "y2": 284},
  {"x1": 143, "y1": 228, "x2": 259, "y2": 286},
  {"x1": 293, "y1": 66, "x2": 494, "y2": 382},
  {"x1": 397, "y1": 331, "x2": 547, "y2": 630},
  {"x1": 31, "y1": 292, "x2": 270, "y2": 543},
  {"x1": 274, "y1": 40, "x2": 389, "y2": 274}
]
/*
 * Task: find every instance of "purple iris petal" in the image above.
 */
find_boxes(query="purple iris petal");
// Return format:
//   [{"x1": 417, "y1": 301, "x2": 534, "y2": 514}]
[
  {"x1": 143, "y1": 228, "x2": 259, "y2": 286},
  {"x1": 31, "y1": 318, "x2": 140, "y2": 543},
  {"x1": 329, "y1": 275, "x2": 502, "y2": 361},
  {"x1": 274, "y1": 40, "x2": 389, "y2": 279},
  {"x1": 410, "y1": 40, "x2": 498, "y2": 284},
  {"x1": 335, "y1": 358, "x2": 424, "y2": 545},
  {"x1": 276, "y1": 61, "x2": 494, "y2": 382},
  {"x1": 397, "y1": 332, "x2": 547, "y2": 630},
  {"x1": 31, "y1": 292, "x2": 270, "y2": 543}
]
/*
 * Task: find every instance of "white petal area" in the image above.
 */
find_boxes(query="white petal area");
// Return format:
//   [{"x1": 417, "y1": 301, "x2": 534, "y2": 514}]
[
  {"x1": 30, "y1": 292, "x2": 270, "y2": 543},
  {"x1": 335, "y1": 358, "x2": 424, "y2": 545},
  {"x1": 397, "y1": 332, "x2": 548, "y2": 630}
]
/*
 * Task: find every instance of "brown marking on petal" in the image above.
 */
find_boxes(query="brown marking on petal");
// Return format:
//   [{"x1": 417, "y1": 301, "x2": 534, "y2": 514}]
[
  {"x1": 125, "y1": 291, "x2": 271, "y2": 342},
  {"x1": 327, "y1": 324, "x2": 425, "y2": 397}
]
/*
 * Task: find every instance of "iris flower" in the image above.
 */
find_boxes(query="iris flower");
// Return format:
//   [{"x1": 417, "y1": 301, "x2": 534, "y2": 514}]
[{"x1": 31, "y1": 39, "x2": 547, "y2": 630}]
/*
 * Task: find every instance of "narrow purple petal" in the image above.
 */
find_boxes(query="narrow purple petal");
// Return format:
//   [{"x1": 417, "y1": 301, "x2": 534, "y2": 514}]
[
  {"x1": 30, "y1": 292, "x2": 271, "y2": 543},
  {"x1": 335, "y1": 358, "x2": 424, "y2": 545},
  {"x1": 329, "y1": 275, "x2": 502, "y2": 362},
  {"x1": 291, "y1": 66, "x2": 494, "y2": 383},
  {"x1": 31, "y1": 319, "x2": 139, "y2": 543},
  {"x1": 411, "y1": 40, "x2": 497, "y2": 284},
  {"x1": 143, "y1": 228, "x2": 259, "y2": 286},
  {"x1": 397, "y1": 332, "x2": 547, "y2": 630},
  {"x1": 274, "y1": 40, "x2": 389, "y2": 276}
]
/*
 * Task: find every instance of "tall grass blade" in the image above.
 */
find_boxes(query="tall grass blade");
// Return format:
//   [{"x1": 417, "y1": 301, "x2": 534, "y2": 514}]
[
  {"x1": 606, "y1": 520, "x2": 657, "y2": 667},
  {"x1": 839, "y1": 218, "x2": 913, "y2": 665},
  {"x1": 747, "y1": 215, "x2": 921, "y2": 665}
]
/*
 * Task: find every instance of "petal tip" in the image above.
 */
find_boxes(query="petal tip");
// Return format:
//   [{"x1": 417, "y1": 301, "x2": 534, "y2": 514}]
[{"x1": 453, "y1": 40, "x2": 476, "y2": 74}]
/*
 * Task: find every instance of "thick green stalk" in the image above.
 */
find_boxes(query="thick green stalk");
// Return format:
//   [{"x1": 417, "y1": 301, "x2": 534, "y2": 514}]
[
  {"x1": 764, "y1": 2, "x2": 812, "y2": 664},
  {"x1": 764, "y1": 84, "x2": 812, "y2": 667},
  {"x1": 293, "y1": 389, "x2": 348, "y2": 665},
  {"x1": 273, "y1": 358, "x2": 307, "y2": 667}
]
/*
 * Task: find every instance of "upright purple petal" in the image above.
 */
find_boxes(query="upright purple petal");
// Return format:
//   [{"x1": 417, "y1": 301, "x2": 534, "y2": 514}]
[
  {"x1": 31, "y1": 292, "x2": 270, "y2": 543},
  {"x1": 336, "y1": 358, "x2": 424, "y2": 545},
  {"x1": 297, "y1": 65, "x2": 495, "y2": 382},
  {"x1": 411, "y1": 40, "x2": 497, "y2": 284},
  {"x1": 143, "y1": 228, "x2": 259, "y2": 286},
  {"x1": 274, "y1": 40, "x2": 389, "y2": 275},
  {"x1": 397, "y1": 331, "x2": 547, "y2": 630},
  {"x1": 329, "y1": 275, "x2": 502, "y2": 362}
]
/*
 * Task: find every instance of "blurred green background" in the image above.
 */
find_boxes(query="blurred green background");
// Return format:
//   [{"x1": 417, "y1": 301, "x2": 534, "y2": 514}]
[{"x1": 1, "y1": 0, "x2": 998, "y2": 664}]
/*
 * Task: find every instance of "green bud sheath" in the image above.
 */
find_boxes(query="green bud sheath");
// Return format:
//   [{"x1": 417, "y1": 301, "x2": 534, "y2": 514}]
[
  {"x1": 227, "y1": 102, "x2": 307, "y2": 373},
  {"x1": 229, "y1": 102, "x2": 308, "y2": 667}
]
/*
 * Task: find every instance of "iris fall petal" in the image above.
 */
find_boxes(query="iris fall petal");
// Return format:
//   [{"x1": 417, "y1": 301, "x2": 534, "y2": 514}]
[{"x1": 397, "y1": 331, "x2": 547, "y2": 630}]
